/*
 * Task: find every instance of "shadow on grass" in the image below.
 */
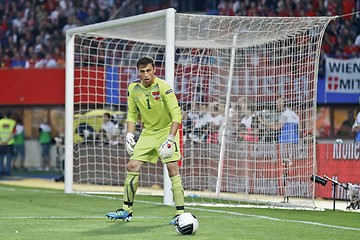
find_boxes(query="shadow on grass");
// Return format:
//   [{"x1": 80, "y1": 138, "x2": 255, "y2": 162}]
[{"x1": 85, "y1": 221, "x2": 170, "y2": 236}]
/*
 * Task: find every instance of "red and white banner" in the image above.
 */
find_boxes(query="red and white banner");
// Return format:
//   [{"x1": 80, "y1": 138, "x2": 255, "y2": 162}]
[
  {"x1": 325, "y1": 57, "x2": 360, "y2": 93},
  {"x1": 315, "y1": 143, "x2": 360, "y2": 199}
]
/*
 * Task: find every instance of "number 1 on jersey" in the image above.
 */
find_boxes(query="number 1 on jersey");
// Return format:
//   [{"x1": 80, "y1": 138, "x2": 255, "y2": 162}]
[{"x1": 146, "y1": 99, "x2": 151, "y2": 109}]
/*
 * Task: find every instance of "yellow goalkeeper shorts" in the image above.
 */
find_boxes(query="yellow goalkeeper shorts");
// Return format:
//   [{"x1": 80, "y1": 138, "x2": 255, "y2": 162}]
[{"x1": 130, "y1": 127, "x2": 181, "y2": 164}]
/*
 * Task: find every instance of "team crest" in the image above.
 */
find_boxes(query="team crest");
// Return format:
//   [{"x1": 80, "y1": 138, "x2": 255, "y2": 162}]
[{"x1": 152, "y1": 91, "x2": 160, "y2": 100}]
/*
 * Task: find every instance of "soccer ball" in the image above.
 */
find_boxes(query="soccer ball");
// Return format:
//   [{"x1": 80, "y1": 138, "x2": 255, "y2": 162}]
[{"x1": 174, "y1": 212, "x2": 199, "y2": 235}]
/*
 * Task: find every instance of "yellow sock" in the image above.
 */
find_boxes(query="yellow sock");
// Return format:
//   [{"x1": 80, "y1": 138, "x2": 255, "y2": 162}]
[
  {"x1": 171, "y1": 174, "x2": 185, "y2": 215},
  {"x1": 122, "y1": 172, "x2": 139, "y2": 212}
]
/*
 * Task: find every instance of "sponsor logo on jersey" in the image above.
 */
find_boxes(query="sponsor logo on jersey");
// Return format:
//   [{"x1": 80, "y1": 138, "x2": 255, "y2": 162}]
[
  {"x1": 152, "y1": 91, "x2": 160, "y2": 100},
  {"x1": 165, "y1": 89, "x2": 173, "y2": 94}
]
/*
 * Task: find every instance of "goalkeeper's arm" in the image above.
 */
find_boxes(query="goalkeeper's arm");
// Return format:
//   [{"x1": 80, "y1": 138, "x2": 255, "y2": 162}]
[
  {"x1": 127, "y1": 121, "x2": 136, "y2": 134},
  {"x1": 169, "y1": 121, "x2": 180, "y2": 137}
]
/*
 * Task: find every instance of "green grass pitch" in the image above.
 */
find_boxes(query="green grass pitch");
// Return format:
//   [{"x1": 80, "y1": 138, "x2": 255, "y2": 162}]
[{"x1": 0, "y1": 183, "x2": 359, "y2": 240}]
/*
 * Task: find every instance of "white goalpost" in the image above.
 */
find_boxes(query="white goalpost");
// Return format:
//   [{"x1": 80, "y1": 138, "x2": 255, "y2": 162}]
[{"x1": 65, "y1": 8, "x2": 335, "y2": 209}]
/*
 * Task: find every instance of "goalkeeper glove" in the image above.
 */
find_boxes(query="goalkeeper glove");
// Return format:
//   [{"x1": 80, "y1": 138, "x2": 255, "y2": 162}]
[
  {"x1": 159, "y1": 134, "x2": 175, "y2": 159},
  {"x1": 125, "y1": 132, "x2": 136, "y2": 156}
]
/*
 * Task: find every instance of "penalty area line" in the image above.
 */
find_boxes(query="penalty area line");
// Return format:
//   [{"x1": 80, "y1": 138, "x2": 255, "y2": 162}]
[{"x1": 186, "y1": 206, "x2": 360, "y2": 232}]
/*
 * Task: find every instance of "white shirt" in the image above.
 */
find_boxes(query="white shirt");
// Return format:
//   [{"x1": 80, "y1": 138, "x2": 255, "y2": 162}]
[
  {"x1": 35, "y1": 58, "x2": 58, "y2": 68},
  {"x1": 279, "y1": 108, "x2": 299, "y2": 124},
  {"x1": 194, "y1": 112, "x2": 212, "y2": 129},
  {"x1": 39, "y1": 123, "x2": 51, "y2": 132},
  {"x1": 241, "y1": 115, "x2": 253, "y2": 129},
  {"x1": 211, "y1": 114, "x2": 224, "y2": 126},
  {"x1": 16, "y1": 124, "x2": 24, "y2": 134},
  {"x1": 102, "y1": 121, "x2": 116, "y2": 136},
  {"x1": 355, "y1": 34, "x2": 360, "y2": 47},
  {"x1": 353, "y1": 112, "x2": 360, "y2": 128}
]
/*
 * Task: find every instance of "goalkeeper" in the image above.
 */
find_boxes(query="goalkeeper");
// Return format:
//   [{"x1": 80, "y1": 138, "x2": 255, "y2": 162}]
[{"x1": 106, "y1": 56, "x2": 185, "y2": 224}]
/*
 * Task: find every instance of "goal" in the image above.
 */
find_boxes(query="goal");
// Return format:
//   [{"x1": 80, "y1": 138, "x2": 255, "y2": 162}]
[{"x1": 65, "y1": 8, "x2": 334, "y2": 209}]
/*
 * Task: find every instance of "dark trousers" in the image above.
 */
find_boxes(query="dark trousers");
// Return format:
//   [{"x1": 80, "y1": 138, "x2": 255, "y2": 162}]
[{"x1": 0, "y1": 145, "x2": 14, "y2": 176}]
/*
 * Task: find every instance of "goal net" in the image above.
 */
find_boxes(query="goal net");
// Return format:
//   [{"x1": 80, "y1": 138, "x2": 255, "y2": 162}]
[{"x1": 65, "y1": 8, "x2": 334, "y2": 209}]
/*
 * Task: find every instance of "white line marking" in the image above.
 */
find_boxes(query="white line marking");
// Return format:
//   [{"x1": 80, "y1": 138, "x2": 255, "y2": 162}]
[{"x1": 184, "y1": 207, "x2": 360, "y2": 231}]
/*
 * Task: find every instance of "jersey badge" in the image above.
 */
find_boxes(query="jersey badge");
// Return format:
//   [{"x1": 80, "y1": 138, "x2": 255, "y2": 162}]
[{"x1": 152, "y1": 91, "x2": 160, "y2": 100}]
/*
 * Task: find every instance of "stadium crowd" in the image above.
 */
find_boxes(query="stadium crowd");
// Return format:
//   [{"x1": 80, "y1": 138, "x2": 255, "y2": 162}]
[{"x1": 0, "y1": 0, "x2": 359, "y2": 72}]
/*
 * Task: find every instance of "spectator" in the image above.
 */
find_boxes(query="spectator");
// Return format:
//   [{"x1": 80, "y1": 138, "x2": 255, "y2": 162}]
[
  {"x1": 35, "y1": 52, "x2": 58, "y2": 68},
  {"x1": 62, "y1": 15, "x2": 78, "y2": 35},
  {"x1": 206, "y1": 103, "x2": 225, "y2": 144},
  {"x1": 33, "y1": 35, "x2": 45, "y2": 54},
  {"x1": 53, "y1": 46, "x2": 65, "y2": 67},
  {"x1": 0, "y1": 54, "x2": 11, "y2": 68},
  {"x1": 83, "y1": 7, "x2": 98, "y2": 25},
  {"x1": 13, "y1": 118, "x2": 26, "y2": 171},
  {"x1": 177, "y1": 48, "x2": 192, "y2": 66},
  {"x1": 39, "y1": 119, "x2": 52, "y2": 171},
  {"x1": 0, "y1": 112, "x2": 16, "y2": 177},
  {"x1": 326, "y1": 0, "x2": 338, "y2": 16},
  {"x1": 238, "y1": 103, "x2": 258, "y2": 143},
  {"x1": 25, "y1": 54, "x2": 38, "y2": 68},
  {"x1": 341, "y1": 0, "x2": 356, "y2": 20},
  {"x1": 99, "y1": 112, "x2": 118, "y2": 145},
  {"x1": 337, "y1": 110, "x2": 355, "y2": 138},
  {"x1": 49, "y1": 5, "x2": 61, "y2": 25},
  {"x1": 23, "y1": 1, "x2": 33, "y2": 21},
  {"x1": 247, "y1": 1, "x2": 260, "y2": 16},
  {"x1": 181, "y1": 103, "x2": 191, "y2": 141},
  {"x1": 355, "y1": 31, "x2": 360, "y2": 47},
  {"x1": 10, "y1": 52, "x2": 26, "y2": 68},
  {"x1": 26, "y1": 10, "x2": 37, "y2": 30},
  {"x1": 343, "y1": 39, "x2": 360, "y2": 58},
  {"x1": 53, "y1": 134, "x2": 65, "y2": 182},
  {"x1": 188, "y1": 103, "x2": 212, "y2": 142},
  {"x1": 218, "y1": 0, "x2": 235, "y2": 16},
  {"x1": 12, "y1": 12, "x2": 24, "y2": 32},
  {"x1": 260, "y1": 97, "x2": 300, "y2": 144},
  {"x1": 352, "y1": 111, "x2": 360, "y2": 142}
]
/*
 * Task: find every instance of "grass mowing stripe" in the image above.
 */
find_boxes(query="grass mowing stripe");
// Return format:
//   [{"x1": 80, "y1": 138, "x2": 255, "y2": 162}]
[
  {"x1": 0, "y1": 216, "x2": 168, "y2": 219},
  {"x1": 81, "y1": 193, "x2": 360, "y2": 232},
  {"x1": 2, "y1": 185, "x2": 359, "y2": 233},
  {"x1": 0, "y1": 215, "x2": 250, "y2": 219}
]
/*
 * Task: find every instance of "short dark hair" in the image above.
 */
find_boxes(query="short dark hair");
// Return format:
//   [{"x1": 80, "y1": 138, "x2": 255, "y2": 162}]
[{"x1": 137, "y1": 56, "x2": 155, "y2": 69}]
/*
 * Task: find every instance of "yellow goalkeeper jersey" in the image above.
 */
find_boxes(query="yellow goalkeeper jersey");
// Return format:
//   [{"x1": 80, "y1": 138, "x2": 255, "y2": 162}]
[{"x1": 127, "y1": 77, "x2": 182, "y2": 131}]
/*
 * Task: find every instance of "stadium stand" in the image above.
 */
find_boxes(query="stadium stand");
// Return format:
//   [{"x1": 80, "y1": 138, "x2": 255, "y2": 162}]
[{"x1": 0, "y1": 0, "x2": 359, "y2": 73}]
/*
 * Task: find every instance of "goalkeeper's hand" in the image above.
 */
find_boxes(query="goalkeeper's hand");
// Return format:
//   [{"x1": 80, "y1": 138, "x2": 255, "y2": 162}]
[
  {"x1": 125, "y1": 132, "x2": 136, "y2": 156},
  {"x1": 159, "y1": 134, "x2": 175, "y2": 159}
]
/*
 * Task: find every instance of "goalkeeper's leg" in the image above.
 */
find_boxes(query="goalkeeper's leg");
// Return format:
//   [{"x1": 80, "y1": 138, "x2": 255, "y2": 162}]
[
  {"x1": 171, "y1": 174, "x2": 185, "y2": 214},
  {"x1": 167, "y1": 161, "x2": 185, "y2": 224},
  {"x1": 122, "y1": 171, "x2": 139, "y2": 212},
  {"x1": 106, "y1": 171, "x2": 139, "y2": 221}
]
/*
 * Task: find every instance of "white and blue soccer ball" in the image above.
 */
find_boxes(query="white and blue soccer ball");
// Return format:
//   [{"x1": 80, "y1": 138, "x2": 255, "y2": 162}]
[{"x1": 174, "y1": 212, "x2": 199, "y2": 235}]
